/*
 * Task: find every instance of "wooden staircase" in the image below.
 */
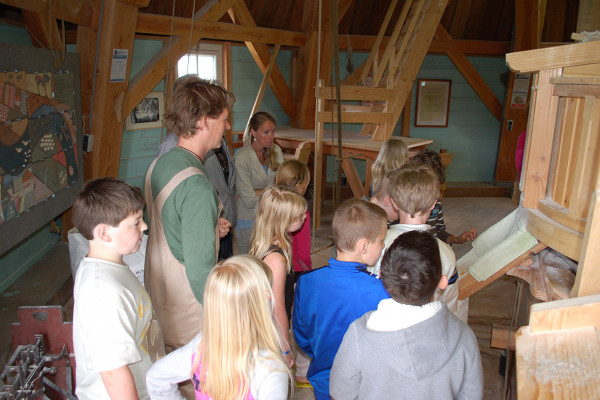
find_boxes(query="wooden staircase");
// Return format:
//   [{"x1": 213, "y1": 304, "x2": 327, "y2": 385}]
[{"x1": 317, "y1": 0, "x2": 449, "y2": 142}]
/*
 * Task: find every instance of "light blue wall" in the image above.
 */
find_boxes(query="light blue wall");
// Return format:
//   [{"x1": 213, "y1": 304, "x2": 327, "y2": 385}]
[
  {"x1": 230, "y1": 45, "x2": 291, "y2": 131},
  {"x1": 406, "y1": 55, "x2": 507, "y2": 182},
  {"x1": 118, "y1": 39, "x2": 165, "y2": 189},
  {"x1": 0, "y1": 24, "x2": 32, "y2": 46}
]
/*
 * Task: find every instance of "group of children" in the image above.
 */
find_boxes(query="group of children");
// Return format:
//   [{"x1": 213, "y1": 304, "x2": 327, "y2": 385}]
[{"x1": 71, "y1": 142, "x2": 483, "y2": 400}]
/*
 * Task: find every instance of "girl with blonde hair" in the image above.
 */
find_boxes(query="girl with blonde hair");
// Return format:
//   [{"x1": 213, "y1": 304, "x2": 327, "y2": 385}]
[
  {"x1": 250, "y1": 185, "x2": 307, "y2": 368},
  {"x1": 146, "y1": 255, "x2": 291, "y2": 400},
  {"x1": 370, "y1": 137, "x2": 409, "y2": 196},
  {"x1": 275, "y1": 159, "x2": 312, "y2": 273},
  {"x1": 275, "y1": 160, "x2": 313, "y2": 386},
  {"x1": 235, "y1": 112, "x2": 284, "y2": 253}
]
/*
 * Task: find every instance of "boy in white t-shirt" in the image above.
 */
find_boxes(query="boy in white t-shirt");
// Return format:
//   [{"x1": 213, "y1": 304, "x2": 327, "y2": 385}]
[
  {"x1": 72, "y1": 178, "x2": 153, "y2": 400},
  {"x1": 372, "y1": 164, "x2": 459, "y2": 315}
]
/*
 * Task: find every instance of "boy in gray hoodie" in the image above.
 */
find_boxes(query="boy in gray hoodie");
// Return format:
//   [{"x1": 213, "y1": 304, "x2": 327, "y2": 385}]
[{"x1": 330, "y1": 230, "x2": 483, "y2": 400}]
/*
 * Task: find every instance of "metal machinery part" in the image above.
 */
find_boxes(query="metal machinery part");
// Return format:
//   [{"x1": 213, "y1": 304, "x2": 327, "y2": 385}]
[{"x1": 0, "y1": 334, "x2": 75, "y2": 400}]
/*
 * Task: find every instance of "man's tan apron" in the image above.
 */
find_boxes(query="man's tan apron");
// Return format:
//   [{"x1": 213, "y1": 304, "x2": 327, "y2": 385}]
[{"x1": 144, "y1": 158, "x2": 221, "y2": 349}]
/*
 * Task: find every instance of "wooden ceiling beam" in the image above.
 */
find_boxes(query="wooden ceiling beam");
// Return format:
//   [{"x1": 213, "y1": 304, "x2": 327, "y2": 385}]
[
  {"x1": 136, "y1": 14, "x2": 305, "y2": 47},
  {"x1": 338, "y1": 0, "x2": 353, "y2": 21},
  {"x1": 228, "y1": 1, "x2": 297, "y2": 118},
  {"x1": 0, "y1": 0, "x2": 94, "y2": 27},
  {"x1": 124, "y1": 0, "x2": 237, "y2": 119},
  {"x1": 427, "y1": 38, "x2": 511, "y2": 56},
  {"x1": 337, "y1": 35, "x2": 510, "y2": 56},
  {"x1": 119, "y1": 0, "x2": 150, "y2": 7},
  {"x1": 436, "y1": 25, "x2": 503, "y2": 122}
]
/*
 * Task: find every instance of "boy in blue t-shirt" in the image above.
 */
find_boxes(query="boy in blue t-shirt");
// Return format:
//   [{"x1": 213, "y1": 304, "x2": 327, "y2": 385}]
[{"x1": 292, "y1": 199, "x2": 390, "y2": 399}]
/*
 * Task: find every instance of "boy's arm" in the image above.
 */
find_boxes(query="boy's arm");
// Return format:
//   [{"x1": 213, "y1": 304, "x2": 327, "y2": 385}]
[
  {"x1": 100, "y1": 365, "x2": 139, "y2": 400},
  {"x1": 180, "y1": 179, "x2": 219, "y2": 302},
  {"x1": 292, "y1": 282, "x2": 313, "y2": 358},
  {"x1": 329, "y1": 324, "x2": 361, "y2": 400},
  {"x1": 447, "y1": 229, "x2": 477, "y2": 244}
]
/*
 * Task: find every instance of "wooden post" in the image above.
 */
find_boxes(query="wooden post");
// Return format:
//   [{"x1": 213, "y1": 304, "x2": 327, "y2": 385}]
[
  {"x1": 401, "y1": 94, "x2": 411, "y2": 137},
  {"x1": 313, "y1": 80, "x2": 325, "y2": 230},
  {"x1": 81, "y1": 0, "x2": 139, "y2": 180},
  {"x1": 495, "y1": 0, "x2": 540, "y2": 182}
]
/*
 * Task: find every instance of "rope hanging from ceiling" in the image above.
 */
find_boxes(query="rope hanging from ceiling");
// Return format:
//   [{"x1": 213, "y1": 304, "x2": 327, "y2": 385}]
[{"x1": 186, "y1": 0, "x2": 197, "y2": 73}]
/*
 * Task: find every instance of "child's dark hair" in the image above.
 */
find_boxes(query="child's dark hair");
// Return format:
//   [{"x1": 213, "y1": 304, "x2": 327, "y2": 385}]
[
  {"x1": 410, "y1": 149, "x2": 446, "y2": 184},
  {"x1": 72, "y1": 177, "x2": 145, "y2": 240},
  {"x1": 380, "y1": 230, "x2": 441, "y2": 306}
]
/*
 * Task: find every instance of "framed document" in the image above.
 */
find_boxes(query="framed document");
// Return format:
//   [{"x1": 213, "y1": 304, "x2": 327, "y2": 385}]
[
  {"x1": 126, "y1": 91, "x2": 164, "y2": 130},
  {"x1": 415, "y1": 79, "x2": 451, "y2": 127}
]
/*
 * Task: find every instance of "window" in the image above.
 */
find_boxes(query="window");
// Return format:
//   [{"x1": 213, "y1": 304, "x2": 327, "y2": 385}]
[{"x1": 177, "y1": 42, "x2": 223, "y2": 82}]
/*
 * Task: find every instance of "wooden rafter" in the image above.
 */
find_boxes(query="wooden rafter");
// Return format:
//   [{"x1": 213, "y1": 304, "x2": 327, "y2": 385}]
[
  {"x1": 135, "y1": 14, "x2": 305, "y2": 47},
  {"x1": 124, "y1": 0, "x2": 236, "y2": 119},
  {"x1": 228, "y1": 1, "x2": 297, "y2": 118},
  {"x1": 435, "y1": 25, "x2": 503, "y2": 122},
  {"x1": 22, "y1": 10, "x2": 63, "y2": 51},
  {"x1": 0, "y1": 0, "x2": 93, "y2": 27},
  {"x1": 248, "y1": 44, "x2": 282, "y2": 129}
]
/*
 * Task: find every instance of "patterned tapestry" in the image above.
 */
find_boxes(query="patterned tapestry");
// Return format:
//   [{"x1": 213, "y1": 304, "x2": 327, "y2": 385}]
[{"x1": 0, "y1": 70, "x2": 79, "y2": 225}]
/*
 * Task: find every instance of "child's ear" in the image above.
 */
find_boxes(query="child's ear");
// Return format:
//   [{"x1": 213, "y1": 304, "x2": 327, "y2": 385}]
[
  {"x1": 383, "y1": 195, "x2": 393, "y2": 207},
  {"x1": 437, "y1": 275, "x2": 449, "y2": 290},
  {"x1": 429, "y1": 201, "x2": 437, "y2": 211},
  {"x1": 389, "y1": 198, "x2": 400, "y2": 212},
  {"x1": 94, "y1": 224, "x2": 113, "y2": 243},
  {"x1": 356, "y1": 238, "x2": 369, "y2": 254}
]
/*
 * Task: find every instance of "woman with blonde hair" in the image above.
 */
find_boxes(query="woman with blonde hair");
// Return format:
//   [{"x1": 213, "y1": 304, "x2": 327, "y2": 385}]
[
  {"x1": 250, "y1": 185, "x2": 307, "y2": 368},
  {"x1": 146, "y1": 255, "x2": 291, "y2": 400},
  {"x1": 370, "y1": 137, "x2": 409, "y2": 196},
  {"x1": 234, "y1": 112, "x2": 284, "y2": 254}
]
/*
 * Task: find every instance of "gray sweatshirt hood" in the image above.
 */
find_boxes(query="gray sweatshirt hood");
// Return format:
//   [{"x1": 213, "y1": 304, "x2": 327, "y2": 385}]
[{"x1": 357, "y1": 306, "x2": 463, "y2": 380}]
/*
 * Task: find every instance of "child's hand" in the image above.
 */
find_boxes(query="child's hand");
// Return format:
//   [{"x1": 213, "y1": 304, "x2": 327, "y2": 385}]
[
  {"x1": 218, "y1": 218, "x2": 231, "y2": 238},
  {"x1": 456, "y1": 229, "x2": 477, "y2": 243},
  {"x1": 284, "y1": 351, "x2": 294, "y2": 368}
]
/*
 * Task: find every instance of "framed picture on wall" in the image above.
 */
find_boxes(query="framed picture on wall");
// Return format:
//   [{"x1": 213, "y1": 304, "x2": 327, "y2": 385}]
[
  {"x1": 126, "y1": 91, "x2": 164, "y2": 130},
  {"x1": 415, "y1": 79, "x2": 451, "y2": 127}
]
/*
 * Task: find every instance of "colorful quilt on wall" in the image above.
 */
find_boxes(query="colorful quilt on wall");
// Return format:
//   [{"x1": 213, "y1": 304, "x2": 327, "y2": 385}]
[{"x1": 0, "y1": 70, "x2": 79, "y2": 224}]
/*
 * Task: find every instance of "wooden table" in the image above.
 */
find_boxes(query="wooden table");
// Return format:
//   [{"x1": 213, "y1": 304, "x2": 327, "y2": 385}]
[{"x1": 274, "y1": 126, "x2": 432, "y2": 227}]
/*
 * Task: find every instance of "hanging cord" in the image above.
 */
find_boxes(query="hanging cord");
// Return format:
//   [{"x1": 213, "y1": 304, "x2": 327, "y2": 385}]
[
  {"x1": 186, "y1": 0, "x2": 197, "y2": 73},
  {"x1": 27, "y1": 0, "x2": 66, "y2": 69},
  {"x1": 162, "y1": 0, "x2": 177, "y2": 142},
  {"x1": 330, "y1": 0, "x2": 343, "y2": 207},
  {"x1": 346, "y1": 34, "x2": 354, "y2": 75},
  {"x1": 312, "y1": 0, "x2": 323, "y2": 243},
  {"x1": 49, "y1": 0, "x2": 66, "y2": 67},
  {"x1": 28, "y1": 0, "x2": 65, "y2": 66},
  {"x1": 502, "y1": 278, "x2": 523, "y2": 399}
]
